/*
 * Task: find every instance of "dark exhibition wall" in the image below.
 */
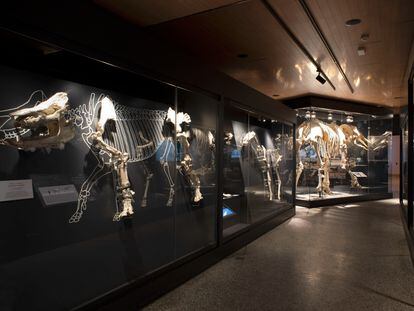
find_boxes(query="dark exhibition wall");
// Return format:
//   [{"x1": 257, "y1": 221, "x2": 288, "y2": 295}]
[
  {"x1": 0, "y1": 3, "x2": 296, "y2": 310},
  {"x1": 400, "y1": 65, "x2": 414, "y2": 262}
]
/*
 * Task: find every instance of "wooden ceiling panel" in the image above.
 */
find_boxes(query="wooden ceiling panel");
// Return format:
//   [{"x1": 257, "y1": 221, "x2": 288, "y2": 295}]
[
  {"x1": 94, "y1": 0, "x2": 240, "y2": 26},
  {"x1": 305, "y1": 0, "x2": 414, "y2": 106},
  {"x1": 149, "y1": 1, "x2": 363, "y2": 101},
  {"x1": 97, "y1": 0, "x2": 414, "y2": 107}
]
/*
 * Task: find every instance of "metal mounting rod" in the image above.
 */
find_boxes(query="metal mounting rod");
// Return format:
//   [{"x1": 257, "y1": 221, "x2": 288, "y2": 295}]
[
  {"x1": 260, "y1": 0, "x2": 336, "y2": 91},
  {"x1": 298, "y1": 0, "x2": 354, "y2": 93}
]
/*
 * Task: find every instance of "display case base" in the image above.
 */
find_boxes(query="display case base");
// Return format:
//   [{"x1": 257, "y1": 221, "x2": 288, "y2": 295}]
[
  {"x1": 296, "y1": 192, "x2": 393, "y2": 208},
  {"x1": 75, "y1": 207, "x2": 295, "y2": 310},
  {"x1": 399, "y1": 203, "x2": 414, "y2": 267}
]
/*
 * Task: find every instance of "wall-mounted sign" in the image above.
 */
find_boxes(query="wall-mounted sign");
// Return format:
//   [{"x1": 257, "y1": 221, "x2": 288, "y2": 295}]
[
  {"x1": 38, "y1": 184, "x2": 78, "y2": 207},
  {"x1": 0, "y1": 179, "x2": 34, "y2": 202}
]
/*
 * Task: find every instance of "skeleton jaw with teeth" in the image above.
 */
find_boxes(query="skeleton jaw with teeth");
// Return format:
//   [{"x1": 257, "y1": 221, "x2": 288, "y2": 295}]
[{"x1": 3, "y1": 92, "x2": 75, "y2": 151}]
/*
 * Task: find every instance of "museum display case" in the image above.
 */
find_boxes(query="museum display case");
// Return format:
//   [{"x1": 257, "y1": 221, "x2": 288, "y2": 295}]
[
  {"x1": 222, "y1": 102, "x2": 294, "y2": 238},
  {"x1": 0, "y1": 29, "x2": 295, "y2": 310},
  {"x1": 295, "y1": 107, "x2": 393, "y2": 207},
  {"x1": 0, "y1": 61, "x2": 223, "y2": 310}
]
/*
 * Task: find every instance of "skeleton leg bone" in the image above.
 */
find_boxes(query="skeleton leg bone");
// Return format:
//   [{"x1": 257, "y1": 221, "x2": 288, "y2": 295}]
[
  {"x1": 180, "y1": 153, "x2": 203, "y2": 203},
  {"x1": 296, "y1": 160, "x2": 304, "y2": 189},
  {"x1": 69, "y1": 156, "x2": 110, "y2": 223},
  {"x1": 160, "y1": 138, "x2": 175, "y2": 207},
  {"x1": 92, "y1": 97, "x2": 135, "y2": 219},
  {"x1": 141, "y1": 160, "x2": 153, "y2": 208},
  {"x1": 321, "y1": 157, "x2": 331, "y2": 194}
]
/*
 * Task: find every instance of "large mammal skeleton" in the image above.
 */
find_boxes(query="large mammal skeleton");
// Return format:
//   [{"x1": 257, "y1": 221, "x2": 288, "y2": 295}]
[
  {"x1": 296, "y1": 118, "x2": 370, "y2": 194},
  {"x1": 0, "y1": 91, "x2": 210, "y2": 222}
]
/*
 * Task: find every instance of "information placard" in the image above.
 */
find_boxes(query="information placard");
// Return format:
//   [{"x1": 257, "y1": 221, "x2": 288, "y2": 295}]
[
  {"x1": 0, "y1": 179, "x2": 34, "y2": 202},
  {"x1": 38, "y1": 184, "x2": 78, "y2": 206}
]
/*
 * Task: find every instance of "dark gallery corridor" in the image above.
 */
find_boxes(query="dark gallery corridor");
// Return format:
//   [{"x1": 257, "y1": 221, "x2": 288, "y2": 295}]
[
  {"x1": 0, "y1": 1, "x2": 413, "y2": 310},
  {"x1": 145, "y1": 200, "x2": 414, "y2": 311}
]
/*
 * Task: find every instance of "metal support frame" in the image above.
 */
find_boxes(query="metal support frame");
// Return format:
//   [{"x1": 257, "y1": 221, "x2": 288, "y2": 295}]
[
  {"x1": 297, "y1": 0, "x2": 354, "y2": 93},
  {"x1": 260, "y1": 0, "x2": 336, "y2": 91}
]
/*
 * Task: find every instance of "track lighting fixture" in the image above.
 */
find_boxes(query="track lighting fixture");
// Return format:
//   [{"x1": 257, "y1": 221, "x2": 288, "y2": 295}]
[{"x1": 316, "y1": 70, "x2": 326, "y2": 85}]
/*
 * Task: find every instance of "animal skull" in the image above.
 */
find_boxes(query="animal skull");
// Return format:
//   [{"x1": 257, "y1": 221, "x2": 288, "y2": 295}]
[{"x1": 4, "y1": 92, "x2": 75, "y2": 150}]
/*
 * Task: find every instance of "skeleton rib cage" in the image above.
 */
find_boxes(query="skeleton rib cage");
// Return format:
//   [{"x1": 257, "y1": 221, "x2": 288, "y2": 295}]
[{"x1": 102, "y1": 104, "x2": 168, "y2": 162}]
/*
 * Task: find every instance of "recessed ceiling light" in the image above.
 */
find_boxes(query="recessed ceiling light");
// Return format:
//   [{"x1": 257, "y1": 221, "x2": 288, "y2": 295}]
[
  {"x1": 345, "y1": 18, "x2": 361, "y2": 26},
  {"x1": 272, "y1": 94, "x2": 280, "y2": 97},
  {"x1": 237, "y1": 53, "x2": 248, "y2": 58}
]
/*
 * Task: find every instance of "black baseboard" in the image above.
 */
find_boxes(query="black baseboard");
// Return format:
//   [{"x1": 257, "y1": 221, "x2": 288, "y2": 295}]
[
  {"x1": 296, "y1": 192, "x2": 393, "y2": 208},
  {"x1": 75, "y1": 208, "x2": 295, "y2": 310},
  {"x1": 399, "y1": 204, "x2": 414, "y2": 268}
]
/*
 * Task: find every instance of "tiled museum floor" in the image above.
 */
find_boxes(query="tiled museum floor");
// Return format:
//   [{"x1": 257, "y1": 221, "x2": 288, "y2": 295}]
[{"x1": 144, "y1": 199, "x2": 414, "y2": 311}]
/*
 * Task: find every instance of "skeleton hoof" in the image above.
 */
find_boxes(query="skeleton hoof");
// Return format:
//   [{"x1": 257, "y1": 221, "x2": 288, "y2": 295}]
[
  {"x1": 69, "y1": 211, "x2": 82, "y2": 223},
  {"x1": 112, "y1": 212, "x2": 121, "y2": 222},
  {"x1": 119, "y1": 210, "x2": 134, "y2": 218}
]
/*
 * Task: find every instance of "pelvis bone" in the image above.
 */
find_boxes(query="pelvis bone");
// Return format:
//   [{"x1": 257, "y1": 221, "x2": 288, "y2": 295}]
[{"x1": 4, "y1": 92, "x2": 75, "y2": 150}]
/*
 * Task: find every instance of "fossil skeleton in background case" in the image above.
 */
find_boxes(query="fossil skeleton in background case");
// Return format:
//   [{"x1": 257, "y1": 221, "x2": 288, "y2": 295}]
[{"x1": 296, "y1": 118, "x2": 372, "y2": 195}]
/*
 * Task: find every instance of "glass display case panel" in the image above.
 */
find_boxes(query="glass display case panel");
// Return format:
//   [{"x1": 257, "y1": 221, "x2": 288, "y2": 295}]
[
  {"x1": 401, "y1": 113, "x2": 408, "y2": 211},
  {"x1": 175, "y1": 89, "x2": 218, "y2": 257},
  {"x1": 0, "y1": 62, "x2": 219, "y2": 310},
  {"x1": 295, "y1": 107, "x2": 392, "y2": 204},
  {"x1": 222, "y1": 103, "x2": 294, "y2": 238},
  {"x1": 367, "y1": 117, "x2": 393, "y2": 193},
  {"x1": 222, "y1": 104, "x2": 249, "y2": 236}
]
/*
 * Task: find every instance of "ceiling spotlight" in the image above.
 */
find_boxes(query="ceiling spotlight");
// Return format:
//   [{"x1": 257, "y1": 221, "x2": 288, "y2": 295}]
[
  {"x1": 271, "y1": 119, "x2": 277, "y2": 123},
  {"x1": 346, "y1": 115, "x2": 353, "y2": 123},
  {"x1": 357, "y1": 46, "x2": 366, "y2": 56},
  {"x1": 311, "y1": 111, "x2": 316, "y2": 119},
  {"x1": 328, "y1": 113, "x2": 333, "y2": 121},
  {"x1": 345, "y1": 18, "x2": 361, "y2": 26},
  {"x1": 316, "y1": 71, "x2": 326, "y2": 84},
  {"x1": 262, "y1": 117, "x2": 266, "y2": 122},
  {"x1": 305, "y1": 110, "x2": 311, "y2": 119}
]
